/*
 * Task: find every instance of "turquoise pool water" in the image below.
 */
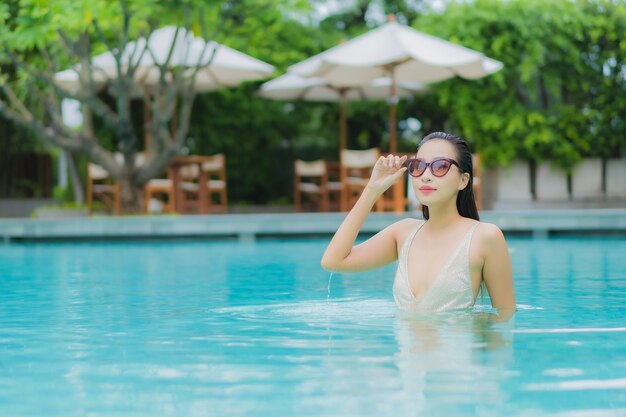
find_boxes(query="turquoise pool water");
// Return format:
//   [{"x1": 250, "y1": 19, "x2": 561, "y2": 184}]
[{"x1": 1, "y1": 236, "x2": 625, "y2": 416}]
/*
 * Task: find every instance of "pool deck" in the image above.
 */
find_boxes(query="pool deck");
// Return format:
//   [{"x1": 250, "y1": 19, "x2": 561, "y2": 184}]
[{"x1": 1, "y1": 209, "x2": 626, "y2": 242}]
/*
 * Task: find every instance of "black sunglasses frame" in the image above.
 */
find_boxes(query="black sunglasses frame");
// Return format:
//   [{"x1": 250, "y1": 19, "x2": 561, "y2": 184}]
[{"x1": 404, "y1": 157, "x2": 461, "y2": 178}]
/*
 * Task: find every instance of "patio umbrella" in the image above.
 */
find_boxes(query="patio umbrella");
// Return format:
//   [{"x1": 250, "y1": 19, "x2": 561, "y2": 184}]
[
  {"x1": 258, "y1": 72, "x2": 427, "y2": 151},
  {"x1": 55, "y1": 26, "x2": 275, "y2": 147},
  {"x1": 56, "y1": 26, "x2": 274, "y2": 95},
  {"x1": 287, "y1": 17, "x2": 503, "y2": 154}
]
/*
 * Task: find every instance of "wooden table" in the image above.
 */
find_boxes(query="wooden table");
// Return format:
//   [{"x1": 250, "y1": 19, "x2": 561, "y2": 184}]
[{"x1": 167, "y1": 155, "x2": 214, "y2": 214}]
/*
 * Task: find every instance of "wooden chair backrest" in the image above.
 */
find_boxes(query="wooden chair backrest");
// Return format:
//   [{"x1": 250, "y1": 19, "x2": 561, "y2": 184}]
[
  {"x1": 201, "y1": 154, "x2": 224, "y2": 171},
  {"x1": 295, "y1": 160, "x2": 327, "y2": 177},
  {"x1": 340, "y1": 148, "x2": 380, "y2": 169},
  {"x1": 179, "y1": 164, "x2": 199, "y2": 180},
  {"x1": 88, "y1": 163, "x2": 109, "y2": 181}
]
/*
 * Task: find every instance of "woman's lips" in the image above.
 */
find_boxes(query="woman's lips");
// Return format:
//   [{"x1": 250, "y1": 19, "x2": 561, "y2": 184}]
[{"x1": 419, "y1": 186, "x2": 436, "y2": 194}]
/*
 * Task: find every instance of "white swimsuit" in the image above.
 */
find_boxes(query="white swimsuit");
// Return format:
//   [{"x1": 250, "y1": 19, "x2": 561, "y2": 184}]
[{"x1": 393, "y1": 221, "x2": 480, "y2": 312}]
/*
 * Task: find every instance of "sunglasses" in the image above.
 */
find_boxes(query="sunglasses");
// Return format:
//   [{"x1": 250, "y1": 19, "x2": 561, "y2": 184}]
[{"x1": 404, "y1": 157, "x2": 461, "y2": 178}]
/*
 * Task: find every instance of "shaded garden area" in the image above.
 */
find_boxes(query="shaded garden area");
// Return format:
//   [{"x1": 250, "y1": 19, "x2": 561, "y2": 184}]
[{"x1": 1, "y1": 0, "x2": 624, "y2": 210}]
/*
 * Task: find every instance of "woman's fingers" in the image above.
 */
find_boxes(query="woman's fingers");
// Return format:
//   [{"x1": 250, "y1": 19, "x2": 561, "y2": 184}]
[
  {"x1": 379, "y1": 154, "x2": 408, "y2": 170},
  {"x1": 376, "y1": 155, "x2": 408, "y2": 177},
  {"x1": 368, "y1": 154, "x2": 409, "y2": 193}
]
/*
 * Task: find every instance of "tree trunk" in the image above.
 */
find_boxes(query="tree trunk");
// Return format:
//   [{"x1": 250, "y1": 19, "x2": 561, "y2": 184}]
[
  {"x1": 66, "y1": 151, "x2": 85, "y2": 204},
  {"x1": 118, "y1": 176, "x2": 144, "y2": 214}
]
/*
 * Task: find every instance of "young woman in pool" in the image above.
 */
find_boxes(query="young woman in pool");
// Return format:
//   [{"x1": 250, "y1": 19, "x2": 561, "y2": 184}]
[{"x1": 321, "y1": 132, "x2": 515, "y2": 316}]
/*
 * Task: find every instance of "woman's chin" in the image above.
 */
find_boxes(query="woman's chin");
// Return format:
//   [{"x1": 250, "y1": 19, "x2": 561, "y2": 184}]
[
  {"x1": 417, "y1": 195, "x2": 452, "y2": 208},
  {"x1": 417, "y1": 194, "x2": 436, "y2": 204}
]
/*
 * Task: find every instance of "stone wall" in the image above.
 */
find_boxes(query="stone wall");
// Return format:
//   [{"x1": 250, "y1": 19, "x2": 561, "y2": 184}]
[{"x1": 484, "y1": 158, "x2": 626, "y2": 210}]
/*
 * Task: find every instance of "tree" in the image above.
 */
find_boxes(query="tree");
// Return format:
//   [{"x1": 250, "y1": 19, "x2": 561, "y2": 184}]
[
  {"x1": 0, "y1": 0, "x2": 57, "y2": 199},
  {"x1": 411, "y1": 0, "x2": 626, "y2": 170},
  {"x1": 0, "y1": 0, "x2": 270, "y2": 213}
]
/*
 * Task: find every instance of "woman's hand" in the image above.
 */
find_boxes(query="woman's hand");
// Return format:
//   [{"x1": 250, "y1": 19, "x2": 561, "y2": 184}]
[{"x1": 366, "y1": 154, "x2": 408, "y2": 195}]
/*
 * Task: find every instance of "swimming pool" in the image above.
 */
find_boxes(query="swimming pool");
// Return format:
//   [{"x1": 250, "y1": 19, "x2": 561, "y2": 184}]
[{"x1": 1, "y1": 236, "x2": 625, "y2": 416}]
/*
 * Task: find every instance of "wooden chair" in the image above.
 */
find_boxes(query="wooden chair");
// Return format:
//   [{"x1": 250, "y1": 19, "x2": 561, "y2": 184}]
[
  {"x1": 199, "y1": 153, "x2": 228, "y2": 213},
  {"x1": 86, "y1": 163, "x2": 120, "y2": 215},
  {"x1": 325, "y1": 161, "x2": 343, "y2": 211},
  {"x1": 340, "y1": 148, "x2": 384, "y2": 212},
  {"x1": 143, "y1": 152, "x2": 181, "y2": 214},
  {"x1": 144, "y1": 178, "x2": 175, "y2": 213},
  {"x1": 472, "y1": 153, "x2": 483, "y2": 210},
  {"x1": 144, "y1": 163, "x2": 200, "y2": 214},
  {"x1": 294, "y1": 159, "x2": 329, "y2": 212},
  {"x1": 145, "y1": 154, "x2": 228, "y2": 214}
]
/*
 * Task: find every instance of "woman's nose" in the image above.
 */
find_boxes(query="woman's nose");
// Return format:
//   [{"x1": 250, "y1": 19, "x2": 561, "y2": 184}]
[{"x1": 420, "y1": 169, "x2": 433, "y2": 182}]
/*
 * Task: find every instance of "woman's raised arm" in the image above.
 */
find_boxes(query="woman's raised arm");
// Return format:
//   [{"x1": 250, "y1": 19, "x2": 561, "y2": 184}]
[{"x1": 320, "y1": 155, "x2": 407, "y2": 272}]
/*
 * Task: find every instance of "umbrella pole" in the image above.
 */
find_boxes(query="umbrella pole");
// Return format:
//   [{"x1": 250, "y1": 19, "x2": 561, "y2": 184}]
[
  {"x1": 388, "y1": 67, "x2": 404, "y2": 213},
  {"x1": 389, "y1": 68, "x2": 398, "y2": 155},
  {"x1": 338, "y1": 91, "x2": 349, "y2": 212},
  {"x1": 339, "y1": 91, "x2": 348, "y2": 152}
]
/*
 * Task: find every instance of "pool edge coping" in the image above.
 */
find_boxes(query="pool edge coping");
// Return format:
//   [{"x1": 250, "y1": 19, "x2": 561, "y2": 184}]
[{"x1": 1, "y1": 209, "x2": 626, "y2": 242}]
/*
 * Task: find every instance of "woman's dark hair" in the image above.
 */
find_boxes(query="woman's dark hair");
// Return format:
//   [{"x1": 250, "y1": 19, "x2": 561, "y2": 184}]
[{"x1": 418, "y1": 132, "x2": 480, "y2": 221}]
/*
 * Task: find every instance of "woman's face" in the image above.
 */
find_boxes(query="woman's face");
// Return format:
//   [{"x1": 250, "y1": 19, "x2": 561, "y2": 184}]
[{"x1": 411, "y1": 139, "x2": 469, "y2": 206}]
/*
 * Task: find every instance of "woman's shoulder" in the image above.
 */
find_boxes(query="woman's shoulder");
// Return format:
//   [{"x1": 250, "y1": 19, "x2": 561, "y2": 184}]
[
  {"x1": 386, "y1": 217, "x2": 424, "y2": 240},
  {"x1": 473, "y1": 221, "x2": 507, "y2": 251},
  {"x1": 474, "y1": 221, "x2": 505, "y2": 237}
]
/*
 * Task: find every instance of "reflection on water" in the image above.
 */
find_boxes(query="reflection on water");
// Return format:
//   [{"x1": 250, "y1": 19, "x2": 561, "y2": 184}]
[
  {"x1": 392, "y1": 310, "x2": 515, "y2": 415},
  {"x1": 213, "y1": 299, "x2": 517, "y2": 416}
]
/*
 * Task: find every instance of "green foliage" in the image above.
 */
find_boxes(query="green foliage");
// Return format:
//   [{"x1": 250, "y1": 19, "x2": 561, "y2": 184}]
[
  {"x1": 2, "y1": 0, "x2": 625, "y2": 203},
  {"x1": 52, "y1": 185, "x2": 73, "y2": 202},
  {"x1": 414, "y1": 0, "x2": 626, "y2": 170}
]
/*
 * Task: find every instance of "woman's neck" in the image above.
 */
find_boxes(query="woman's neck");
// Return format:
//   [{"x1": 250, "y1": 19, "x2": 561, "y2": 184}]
[{"x1": 425, "y1": 202, "x2": 463, "y2": 230}]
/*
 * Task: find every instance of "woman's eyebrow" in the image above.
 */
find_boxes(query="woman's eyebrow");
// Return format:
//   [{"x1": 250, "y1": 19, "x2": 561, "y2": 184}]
[{"x1": 415, "y1": 156, "x2": 449, "y2": 160}]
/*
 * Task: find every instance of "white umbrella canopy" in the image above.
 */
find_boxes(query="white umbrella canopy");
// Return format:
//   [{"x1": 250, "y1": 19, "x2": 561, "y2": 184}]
[
  {"x1": 259, "y1": 72, "x2": 426, "y2": 101},
  {"x1": 288, "y1": 20, "x2": 502, "y2": 87},
  {"x1": 287, "y1": 19, "x2": 503, "y2": 154},
  {"x1": 55, "y1": 26, "x2": 275, "y2": 95},
  {"x1": 55, "y1": 26, "x2": 274, "y2": 150},
  {"x1": 131, "y1": 27, "x2": 275, "y2": 93},
  {"x1": 55, "y1": 51, "x2": 117, "y2": 93},
  {"x1": 259, "y1": 72, "x2": 427, "y2": 150}
]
